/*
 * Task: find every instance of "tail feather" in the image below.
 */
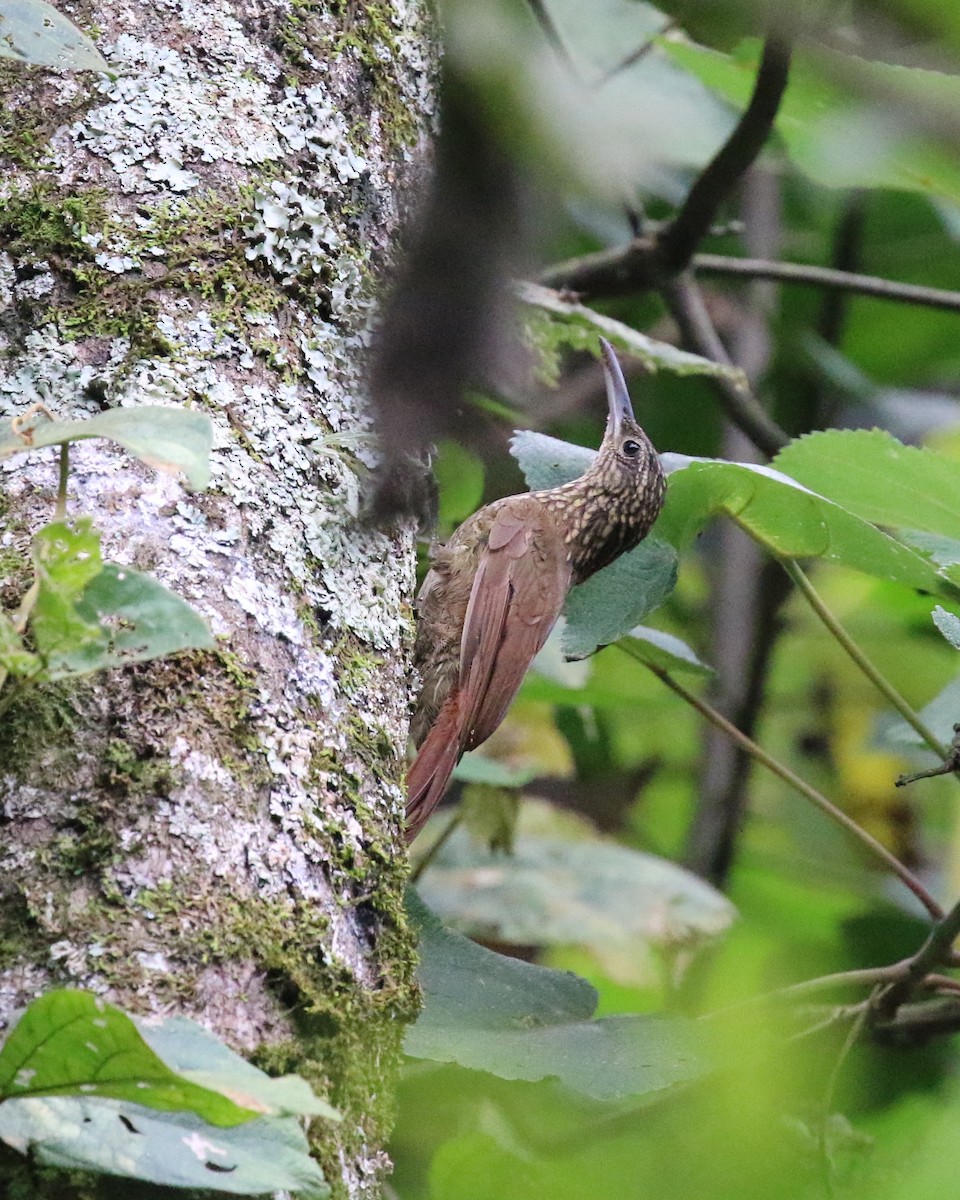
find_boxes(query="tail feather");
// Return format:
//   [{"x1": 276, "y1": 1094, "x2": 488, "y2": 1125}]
[{"x1": 406, "y1": 696, "x2": 463, "y2": 843}]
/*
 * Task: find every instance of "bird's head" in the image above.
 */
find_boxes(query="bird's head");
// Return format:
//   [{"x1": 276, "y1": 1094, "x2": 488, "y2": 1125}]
[{"x1": 590, "y1": 337, "x2": 666, "y2": 527}]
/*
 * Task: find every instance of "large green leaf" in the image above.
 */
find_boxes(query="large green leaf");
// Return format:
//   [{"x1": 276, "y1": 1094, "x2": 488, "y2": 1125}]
[
  {"x1": 0, "y1": 991, "x2": 257, "y2": 1126},
  {"x1": 0, "y1": 407, "x2": 212, "y2": 490},
  {"x1": 405, "y1": 891, "x2": 710, "y2": 1101},
  {"x1": 415, "y1": 803, "x2": 735, "y2": 950},
  {"x1": 0, "y1": 1099, "x2": 329, "y2": 1196},
  {"x1": 0, "y1": 0, "x2": 108, "y2": 70},
  {"x1": 775, "y1": 429, "x2": 960, "y2": 543},
  {"x1": 659, "y1": 454, "x2": 956, "y2": 596}
]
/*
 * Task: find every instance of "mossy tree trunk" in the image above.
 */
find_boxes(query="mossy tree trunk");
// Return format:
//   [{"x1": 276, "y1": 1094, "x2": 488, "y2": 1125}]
[{"x1": 0, "y1": 1, "x2": 435, "y2": 1194}]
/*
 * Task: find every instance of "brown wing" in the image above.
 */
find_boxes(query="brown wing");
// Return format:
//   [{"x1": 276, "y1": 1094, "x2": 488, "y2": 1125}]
[
  {"x1": 405, "y1": 499, "x2": 571, "y2": 843},
  {"x1": 457, "y1": 499, "x2": 571, "y2": 752}
]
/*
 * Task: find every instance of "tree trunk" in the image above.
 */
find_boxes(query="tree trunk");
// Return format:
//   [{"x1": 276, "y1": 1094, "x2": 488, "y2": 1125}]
[{"x1": 0, "y1": 1, "x2": 435, "y2": 1194}]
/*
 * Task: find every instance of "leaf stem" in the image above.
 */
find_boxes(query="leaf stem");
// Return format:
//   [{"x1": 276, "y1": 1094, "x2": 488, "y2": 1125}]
[
  {"x1": 782, "y1": 559, "x2": 948, "y2": 759},
  {"x1": 55, "y1": 444, "x2": 69, "y2": 521},
  {"x1": 627, "y1": 648, "x2": 944, "y2": 919}
]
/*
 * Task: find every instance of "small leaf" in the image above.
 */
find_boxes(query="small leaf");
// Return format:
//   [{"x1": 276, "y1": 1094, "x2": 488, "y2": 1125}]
[
  {"x1": 405, "y1": 890, "x2": 711, "y2": 1101},
  {"x1": 518, "y1": 282, "x2": 748, "y2": 386},
  {"x1": 0, "y1": 614, "x2": 39, "y2": 676},
  {"x1": 933, "y1": 606, "x2": 960, "y2": 651},
  {"x1": 623, "y1": 626, "x2": 713, "y2": 675},
  {"x1": 0, "y1": 407, "x2": 212, "y2": 490},
  {"x1": 45, "y1": 564, "x2": 214, "y2": 678},
  {"x1": 0, "y1": 991, "x2": 257, "y2": 1126},
  {"x1": 0, "y1": 1099, "x2": 329, "y2": 1196},
  {"x1": 0, "y1": 0, "x2": 108, "y2": 71},
  {"x1": 31, "y1": 519, "x2": 107, "y2": 665}
]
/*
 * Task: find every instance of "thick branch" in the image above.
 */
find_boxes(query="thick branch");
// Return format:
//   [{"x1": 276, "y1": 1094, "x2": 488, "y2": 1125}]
[{"x1": 656, "y1": 37, "x2": 792, "y2": 275}]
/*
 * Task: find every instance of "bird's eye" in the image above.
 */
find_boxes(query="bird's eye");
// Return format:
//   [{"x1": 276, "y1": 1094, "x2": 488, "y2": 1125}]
[{"x1": 622, "y1": 439, "x2": 642, "y2": 458}]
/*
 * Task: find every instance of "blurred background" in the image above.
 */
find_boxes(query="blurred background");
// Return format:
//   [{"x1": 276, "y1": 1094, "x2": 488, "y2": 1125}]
[{"x1": 377, "y1": 2, "x2": 960, "y2": 1196}]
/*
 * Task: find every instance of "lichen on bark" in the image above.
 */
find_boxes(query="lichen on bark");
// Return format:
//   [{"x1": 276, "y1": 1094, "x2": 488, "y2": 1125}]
[{"x1": 0, "y1": 0, "x2": 436, "y2": 1193}]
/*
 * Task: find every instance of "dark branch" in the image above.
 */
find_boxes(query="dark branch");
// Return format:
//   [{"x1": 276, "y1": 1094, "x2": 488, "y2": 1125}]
[
  {"x1": 656, "y1": 37, "x2": 792, "y2": 275},
  {"x1": 660, "y1": 274, "x2": 789, "y2": 455},
  {"x1": 695, "y1": 254, "x2": 960, "y2": 314}
]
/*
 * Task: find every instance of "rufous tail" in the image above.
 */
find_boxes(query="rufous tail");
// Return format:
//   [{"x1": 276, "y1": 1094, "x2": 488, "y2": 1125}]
[{"x1": 406, "y1": 695, "x2": 463, "y2": 843}]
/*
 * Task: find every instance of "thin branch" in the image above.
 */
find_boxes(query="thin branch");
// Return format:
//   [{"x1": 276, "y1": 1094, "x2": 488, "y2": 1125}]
[
  {"x1": 627, "y1": 651, "x2": 944, "y2": 919},
  {"x1": 524, "y1": 0, "x2": 577, "y2": 73},
  {"x1": 782, "y1": 560, "x2": 949, "y2": 760},
  {"x1": 694, "y1": 254, "x2": 960, "y2": 314},
  {"x1": 660, "y1": 273, "x2": 789, "y2": 455},
  {"x1": 656, "y1": 36, "x2": 792, "y2": 275},
  {"x1": 880, "y1": 894, "x2": 960, "y2": 1013}
]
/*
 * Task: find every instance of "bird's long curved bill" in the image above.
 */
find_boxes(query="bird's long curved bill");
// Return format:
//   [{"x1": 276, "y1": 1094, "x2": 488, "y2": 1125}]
[{"x1": 599, "y1": 338, "x2": 636, "y2": 437}]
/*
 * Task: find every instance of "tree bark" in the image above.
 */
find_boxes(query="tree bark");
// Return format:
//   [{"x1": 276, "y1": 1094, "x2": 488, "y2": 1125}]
[{"x1": 0, "y1": 1, "x2": 435, "y2": 1194}]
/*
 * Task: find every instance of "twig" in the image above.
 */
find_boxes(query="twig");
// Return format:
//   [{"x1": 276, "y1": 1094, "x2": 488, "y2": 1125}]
[
  {"x1": 657, "y1": 36, "x2": 792, "y2": 275},
  {"x1": 595, "y1": 18, "x2": 678, "y2": 86},
  {"x1": 626, "y1": 650, "x2": 944, "y2": 920},
  {"x1": 782, "y1": 559, "x2": 949, "y2": 760},
  {"x1": 660, "y1": 273, "x2": 789, "y2": 455},
  {"x1": 694, "y1": 254, "x2": 960, "y2": 314},
  {"x1": 408, "y1": 810, "x2": 461, "y2": 884},
  {"x1": 55, "y1": 443, "x2": 69, "y2": 521},
  {"x1": 897, "y1": 724, "x2": 960, "y2": 787},
  {"x1": 879, "y1": 893, "x2": 960, "y2": 1012}
]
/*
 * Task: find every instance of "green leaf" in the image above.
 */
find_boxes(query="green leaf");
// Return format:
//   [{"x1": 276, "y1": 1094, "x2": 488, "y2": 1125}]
[
  {"x1": 405, "y1": 890, "x2": 710, "y2": 1100},
  {"x1": 0, "y1": 0, "x2": 108, "y2": 70},
  {"x1": 659, "y1": 454, "x2": 954, "y2": 596},
  {"x1": 510, "y1": 429, "x2": 593, "y2": 492},
  {"x1": 0, "y1": 991, "x2": 258, "y2": 1126},
  {"x1": 0, "y1": 1099, "x2": 329, "y2": 1196},
  {"x1": 435, "y1": 440, "x2": 485, "y2": 531},
  {"x1": 45, "y1": 563, "x2": 214, "y2": 677},
  {"x1": 31, "y1": 519, "x2": 107, "y2": 665},
  {"x1": 453, "y1": 754, "x2": 538, "y2": 788},
  {"x1": 0, "y1": 407, "x2": 212, "y2": 490},
  {"x1": 26, "y1": 521, "x2": 211, "y2": 677},
  {"x1": 510, "y1": 431, "x2": 679, "y2": 652},
  {"x1": 623, "y1": 625, "x2": 713, "y2": 675},
  {"x1": 135, "y1": 1015, "x2": 340, "y2": 1123},
  {"x1": 518, "y1": 283, "x2": 748, "y2": 386},
  {"x1": 774, "y1": 429, "x2": 960, "y2": 542},
  {"x1": 0, "y1": 613, "x2": 39, "y2": 676},
  {"x1": 933, "y1": 605, "x2": 960, "y2": 650},
  {"x1": 561, "y1": 538, "x2": 678, "y2": 659},
  {"x1": 415, "y1": 803, "x2": 735, "y2": 950}
]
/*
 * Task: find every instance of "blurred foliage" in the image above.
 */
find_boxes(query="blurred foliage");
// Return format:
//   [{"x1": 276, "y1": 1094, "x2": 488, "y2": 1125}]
[{"x1": 396, "y1": 0, "x2": 960, "y2": 1197}]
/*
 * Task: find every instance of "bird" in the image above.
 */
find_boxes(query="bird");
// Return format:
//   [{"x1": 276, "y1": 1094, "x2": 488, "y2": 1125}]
[{"x1": 406, "y1": 338, "x2": 667, "y2": 843}]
